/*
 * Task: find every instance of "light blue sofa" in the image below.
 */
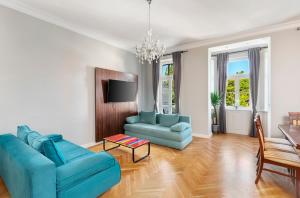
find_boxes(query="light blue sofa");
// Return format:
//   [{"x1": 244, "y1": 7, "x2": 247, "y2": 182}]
[
  {"x1": 0, "y1": 130, "x2": 121, "y2": 198},
  {"x1": 124, "y1": 113, "x2": 193, "y2": 150}
]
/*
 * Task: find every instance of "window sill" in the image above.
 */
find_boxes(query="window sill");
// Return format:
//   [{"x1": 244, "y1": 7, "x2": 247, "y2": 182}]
[{"x1": 226, "y1": 107, "x2": 252, "y2": 112}]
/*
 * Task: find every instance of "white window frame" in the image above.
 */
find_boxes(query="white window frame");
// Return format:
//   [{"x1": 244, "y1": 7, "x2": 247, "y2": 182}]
[
  {"x1": 158, "y1": 58, "x2": 174, "y2": 114},
  {"x1": 225, "y1": 53, "x2": 252, "y2": 111},
  {"x1": 159, "y1": 76, "x2": 173, "y2": 114}
]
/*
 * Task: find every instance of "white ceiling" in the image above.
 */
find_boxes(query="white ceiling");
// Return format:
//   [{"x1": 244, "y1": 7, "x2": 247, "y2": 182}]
[{"x1": 2, "y1": 0, "x2": 300, "y2": 51}]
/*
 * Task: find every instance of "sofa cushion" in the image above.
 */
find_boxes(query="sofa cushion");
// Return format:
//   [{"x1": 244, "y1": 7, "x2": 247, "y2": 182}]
[
  {"x1": 56, "y1": 152, "x2": 116, "y2": 191},
  {"x1": 124, "y1": 123, "x2": 191, "y2": 142},
  {"x1": 31, "y1": 136, "x2": 49, "y2": 153},
  {"x1": 17, "y1": 125, "x2": 31, "y2": 144},
  {"x1": 171, "y1": 122, "x2": 191, "y2": 132},
  {"x1": 126, "y1": 115, "x2": 140, "y2": 124},
  {"x1": 159, "y1": 114, "x2": 179, "y2": 127},
  {"x1": 27, "y1": 131, "x2": 42, "y2": 146},
  {"x1": 140, "y1": 111, "x2": 156, "y2": 124},
  {"x1": 55, "y1": 140, "x2": 93, "y2": 162},
  {"x1": 46, "y1": 134, "x2": 63, "y2": 142},
  {"x1": 43, "y1": 140, "x2": 66, "y2": 167}
]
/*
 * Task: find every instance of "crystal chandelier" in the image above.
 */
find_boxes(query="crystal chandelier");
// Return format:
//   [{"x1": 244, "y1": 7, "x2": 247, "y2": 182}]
[{"x1": 136, "y1": 0, "x2": 166, "y2": 64}]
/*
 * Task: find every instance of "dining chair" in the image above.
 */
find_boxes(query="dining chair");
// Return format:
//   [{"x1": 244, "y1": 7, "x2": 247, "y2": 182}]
[
  {"x1": 255, "y1": 116, "x2": 300, "y2": 198},
  {"x1": 255, "y1": 115, "x2": 295, "y2": 155},
  {"x1": 256, "y1": 114, "x2": 292, "y2": 146},
  {"x1": 289, "y1": 112, "x2": 300, "y2": 126}
]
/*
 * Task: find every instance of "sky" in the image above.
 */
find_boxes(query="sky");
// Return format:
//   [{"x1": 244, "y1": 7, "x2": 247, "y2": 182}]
[
  {"x1": 162, "y1": 64, "x2": 172, "y2": 76},
  {"x1": 228, "y1": 59, "x2": 249, "y2": 76}
]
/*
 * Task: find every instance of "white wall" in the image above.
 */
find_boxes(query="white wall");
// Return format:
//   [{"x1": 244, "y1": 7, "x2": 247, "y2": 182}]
[
  {"x1": 181, "y1": 47, "x2": 210, "y2": 136},
  {"x1": 141, "y1": 63, "x2": 155, "y2": 111},
  {"x1": 226, "y1": 110, "x2": 251, "y2": 135},
  {"x1": 180, "y1": 28, "x2": 300, "y2": 137},
  {"x1": 0, "y1": 6, "x2": 144, "y2": 145},
  {"x1": 270, "y1": 29, "x2": 300, "y2": 136}
]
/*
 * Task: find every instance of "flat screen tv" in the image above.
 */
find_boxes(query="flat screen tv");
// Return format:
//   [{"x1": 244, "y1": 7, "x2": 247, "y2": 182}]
[{"x1": 107, "y1": 79, "x2": 137, "y2": 102}]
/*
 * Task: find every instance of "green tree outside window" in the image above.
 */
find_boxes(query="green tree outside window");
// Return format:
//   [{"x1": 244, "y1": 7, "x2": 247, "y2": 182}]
[
  {"x1": 239, "y1": 78, "x2": 250, "y2": 107},
  {"x1": 226, "y1": 79, "x2": 235, "y2": 106}
]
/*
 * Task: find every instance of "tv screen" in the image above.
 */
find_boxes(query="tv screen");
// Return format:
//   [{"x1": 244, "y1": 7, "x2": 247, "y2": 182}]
[{"x1": 107, "y1": 79, "x2": 137, "y2": 102}]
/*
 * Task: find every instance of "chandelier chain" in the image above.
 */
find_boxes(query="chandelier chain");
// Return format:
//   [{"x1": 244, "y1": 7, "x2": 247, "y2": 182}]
[{"x1": 148, "y1": 0, "x2": 151, "y2": 31}]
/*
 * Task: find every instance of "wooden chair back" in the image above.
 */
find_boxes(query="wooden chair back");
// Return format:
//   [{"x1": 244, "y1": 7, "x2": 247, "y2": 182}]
[
  {"x1": 255, "y1": 114, "x2": 265, "y2": 143},
  {"x1": 255, "y1": 116, "x2": 265, "y2": 158}
]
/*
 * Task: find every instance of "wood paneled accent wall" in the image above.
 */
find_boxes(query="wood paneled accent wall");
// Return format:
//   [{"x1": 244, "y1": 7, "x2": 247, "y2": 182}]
[{"x1": 95, "y1": 68, "x2": 138, "y2": 142}]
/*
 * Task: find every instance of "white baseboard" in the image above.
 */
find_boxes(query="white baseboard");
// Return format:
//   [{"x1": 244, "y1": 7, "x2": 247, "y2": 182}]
[
  {"x1": 81, "y1": 141, "x2": 102, "y2": 148},
  {"x1": 192, "y1": 133, "x2": 212, "y2": 138}
]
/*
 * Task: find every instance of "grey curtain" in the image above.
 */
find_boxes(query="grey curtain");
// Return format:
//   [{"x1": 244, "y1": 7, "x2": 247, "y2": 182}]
[
  {"x1": 249, "y1": 48, "x2": 261, "y2": 137},
  {"x1": 172, "y1": 52, "x2": 182, "y2": 113},
  {"x1": 217, "y1": 53, "x2": 229, "y2": 133},
  {"x1": 152, "y1": 59, "x2": 160, "y2": 112}
]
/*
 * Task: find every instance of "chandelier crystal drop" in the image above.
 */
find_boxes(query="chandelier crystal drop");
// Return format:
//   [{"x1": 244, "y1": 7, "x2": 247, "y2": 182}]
[{"x1": 136, "y1": 0, "x2": 166, "y2": 64}]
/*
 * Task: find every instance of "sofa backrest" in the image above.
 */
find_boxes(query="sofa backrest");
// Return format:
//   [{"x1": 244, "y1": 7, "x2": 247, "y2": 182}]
[
  {"x1": 0, "y1": 134, "x2": 56, "y2": 198},
  {"x1": 156, "y1": 114, "x2": 191, "y2": 124}
]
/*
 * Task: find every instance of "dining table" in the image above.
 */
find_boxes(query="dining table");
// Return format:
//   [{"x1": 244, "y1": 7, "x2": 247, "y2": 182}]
[
  {"x1": 278, "y1": 124, "x2": 300, "y2": 198},
  {"x1": 278, "y1": 124, "x2": 300, "y2": 149}
]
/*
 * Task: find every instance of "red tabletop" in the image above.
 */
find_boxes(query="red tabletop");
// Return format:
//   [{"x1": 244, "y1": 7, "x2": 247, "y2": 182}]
[{"x1": 104, "y1": 134, "x2": 150, "y2": 149}]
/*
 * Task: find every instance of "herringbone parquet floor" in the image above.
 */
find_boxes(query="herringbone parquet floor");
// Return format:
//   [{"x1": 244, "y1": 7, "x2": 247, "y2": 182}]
[{"x1": 0, "y1": 134, "x2": 296, "y2": 198}]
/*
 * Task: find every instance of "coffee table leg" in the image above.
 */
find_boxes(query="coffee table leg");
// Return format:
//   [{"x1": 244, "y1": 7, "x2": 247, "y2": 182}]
[
  {"x1": 103, "y1": 139, "x2": 106, "y2": 150},
  {"x1": 132, "y1": 142, "x2": 150, "y2": 163},
  {"x1": 103, "y1": 140, "x2": 121, "y2": 151}
]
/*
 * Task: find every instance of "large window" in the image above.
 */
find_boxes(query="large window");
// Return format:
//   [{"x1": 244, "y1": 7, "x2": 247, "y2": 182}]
[
  {"x1": 226, "y1": 57, "x2": 251, "y2": 109},
  {"x1": 158, "y1": 61, "x2": 175, "y2": 114}
]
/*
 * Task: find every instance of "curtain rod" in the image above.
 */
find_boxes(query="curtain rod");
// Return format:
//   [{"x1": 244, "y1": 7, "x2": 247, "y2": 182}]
[
  {"x1": 163, "y1": 50, "x2": 188, "y2": 57},
  {"x1": 211, "y1": 46, "x2": 268, "y2": 57}
]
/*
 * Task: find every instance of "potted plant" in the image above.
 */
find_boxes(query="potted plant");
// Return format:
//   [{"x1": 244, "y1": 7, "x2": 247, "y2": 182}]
[{"x1": 211, "y1": 92, "x2": 222, "y2": 133}]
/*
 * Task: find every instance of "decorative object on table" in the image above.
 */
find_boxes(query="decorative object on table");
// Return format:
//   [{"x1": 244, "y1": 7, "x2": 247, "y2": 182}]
[
  {"x1": 211, "y1": 92, "x2": 222, "y2": 133},
  {"x1": 136, "y1": 0, "x2": 166, "y2": 64},
  {"x1": 103, "y1": 134, "x2": 150, "y2": 163},
  {"x1": 289, "y1": 112, "x2": 300, "y2": 126}
]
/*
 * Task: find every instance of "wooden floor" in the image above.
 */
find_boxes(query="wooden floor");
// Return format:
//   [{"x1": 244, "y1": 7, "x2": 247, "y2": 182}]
[{"x1": 0, "y1": 134, "x2": 296, "y2": 198}]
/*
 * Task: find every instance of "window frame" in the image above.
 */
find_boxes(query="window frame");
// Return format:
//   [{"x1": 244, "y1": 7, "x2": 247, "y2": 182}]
[
  {"x1": 158, "y1": 58, "x2": 174, "y2": 114},
  {"x1": 160, "y1": 75, "x2": 173, "y2": 114},
  {"x1": 225, "y1": 53, "x2": 252, "y2": 111}
]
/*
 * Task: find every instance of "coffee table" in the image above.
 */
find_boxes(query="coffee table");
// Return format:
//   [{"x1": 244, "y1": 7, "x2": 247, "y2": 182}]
[{"x1": 103, "y1": 134, "x2": 150, "y2": 163}]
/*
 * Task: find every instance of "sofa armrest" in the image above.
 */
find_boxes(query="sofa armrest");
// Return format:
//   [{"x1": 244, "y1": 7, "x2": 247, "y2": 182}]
[
  {"x1": 0, "y1": 134, "x2": 56, "y2": 198},
  {"x1": 56, "y1": 152, "x2": 118, "y2": 191},
  {"x1": 126, "y1": 115, "x2": 140, "y2": 124},
  {"x1": 179, "y1": 115, "x2": 192, "y2": 124}
]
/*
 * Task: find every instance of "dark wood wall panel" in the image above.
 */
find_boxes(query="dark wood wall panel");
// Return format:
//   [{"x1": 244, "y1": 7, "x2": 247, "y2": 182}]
[{"x1": 95, "y1": 67, "x2": 138, "y2": 142}]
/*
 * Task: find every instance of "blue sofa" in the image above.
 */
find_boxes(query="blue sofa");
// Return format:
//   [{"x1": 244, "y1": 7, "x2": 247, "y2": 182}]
[
  {"x1": 0, "y1": 129, "x2": 121, "y2": 198},
  {"x1": 124, "y1": 113, "x2": 192, "y2": 150}
]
